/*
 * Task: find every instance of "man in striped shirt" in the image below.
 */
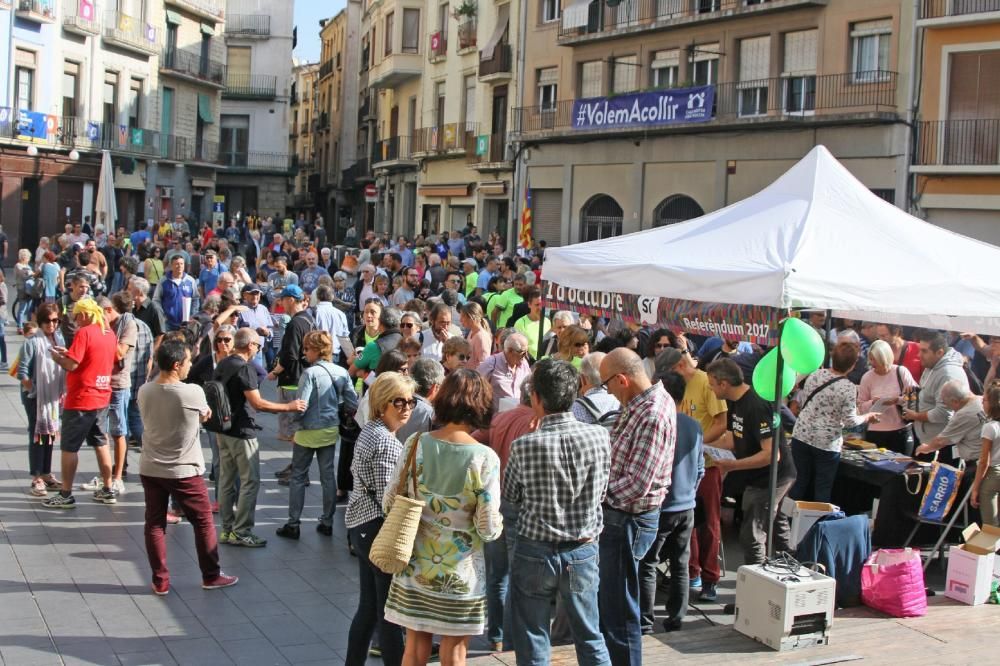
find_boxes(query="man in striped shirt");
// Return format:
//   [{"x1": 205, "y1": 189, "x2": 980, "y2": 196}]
[{"x1": 598, "y1": 347, "x2": 676, "y2": 666}]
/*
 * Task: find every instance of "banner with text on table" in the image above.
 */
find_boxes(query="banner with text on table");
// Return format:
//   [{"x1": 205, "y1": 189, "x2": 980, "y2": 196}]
[{"x1": 541, "y1": 281, "x2": 781, "y2": 346}]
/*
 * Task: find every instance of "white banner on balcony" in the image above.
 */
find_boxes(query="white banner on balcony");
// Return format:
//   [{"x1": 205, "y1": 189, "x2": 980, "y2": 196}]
[
  {"x1": 562, "y1": 0, "x2": 591, "y2": 30},
  {"x1": 482, "y1": 4, "x2": 510, "y2": 61}
]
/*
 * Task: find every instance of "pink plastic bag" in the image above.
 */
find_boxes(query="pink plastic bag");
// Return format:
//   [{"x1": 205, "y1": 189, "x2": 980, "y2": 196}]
[{"x1": 860, "y1": 548, "x2": 927, "y2": 617}]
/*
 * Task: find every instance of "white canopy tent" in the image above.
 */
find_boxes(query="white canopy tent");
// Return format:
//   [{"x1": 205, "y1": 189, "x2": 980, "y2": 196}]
[{"x1": 544, "y1": 145, "x2": 1000, "y2": 336}]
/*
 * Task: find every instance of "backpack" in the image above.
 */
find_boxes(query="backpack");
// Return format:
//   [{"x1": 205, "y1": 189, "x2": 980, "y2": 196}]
[
  {"x1": 203, "y1": 359, "x2": 247, "y2": 434},
  {"x1": 574, "y1": 395, "x2": 620, "y2": 430}
]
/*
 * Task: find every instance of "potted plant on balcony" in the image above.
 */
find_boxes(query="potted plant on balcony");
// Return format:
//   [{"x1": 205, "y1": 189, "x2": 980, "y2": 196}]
[{"x1": 451, "y1": 0, "x2": 477, "y2": 19}]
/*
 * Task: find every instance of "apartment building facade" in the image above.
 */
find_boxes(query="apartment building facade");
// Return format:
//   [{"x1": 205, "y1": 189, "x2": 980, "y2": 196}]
[
  {"x1": 513, "y1": 0, "x2": 915, "y2": 247},
  {"x1": 289, "y1": 60, "x2": 319, "y2": 216},
  {"x1": 216, "y1": 0, "x2": 294, "y2": 220},
  {"x1": 910, "y1": 0, "x2": 1000, "y2": 244}
]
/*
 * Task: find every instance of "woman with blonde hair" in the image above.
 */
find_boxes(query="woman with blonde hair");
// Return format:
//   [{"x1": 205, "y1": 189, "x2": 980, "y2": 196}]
[
  {"x1": 460, "y1": 301, "x2": 492, "y2": 370},
  {"x1": 345, "y1": 371, "x2": 417, "y2": 666},
  {"x1": 442, "y1": 336, "x2": 473, "y2": 375},
  {"x1": 276, "y1": 331, "x2": 358, "y2": 540},
  {"x1": 858, "y1": 339, "x2": 919, "y2": 455},
  {"x1": 553, "y1": 324, "x2": 590, "y2": 367},
  {"x1": 384, "y1": 369, "x2": 502, "y2": 666}
]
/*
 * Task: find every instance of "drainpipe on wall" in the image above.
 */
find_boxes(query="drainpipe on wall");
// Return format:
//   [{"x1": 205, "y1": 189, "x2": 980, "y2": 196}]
[
  {"x1": 905, "y1": 0, "x2": 922, "y2": 217},
  {"x1": 511, "y1": 0, "x2": 528, "y2": 252}
]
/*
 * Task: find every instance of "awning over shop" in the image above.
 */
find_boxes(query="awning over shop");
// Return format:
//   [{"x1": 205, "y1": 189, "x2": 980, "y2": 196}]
[
  {"x1": 114, "y1": 165, "x2": 146, "y2": 191},
  {"x1": 165, "y1": 9, "x2": 182, "y2": 24},
  {"x1": 479, "y1": 181, "x2": 508, "y2": 196},
  {"x1": 481, "y1": 4, "x2": 509, "y2": 60},
  {"x1": 197, "y1": 94, "x2": 214, "y2": 124},
  {"x1": 191, "y1": 178, "x2": 215, "y2": 188},
  {"x1": 200, "y1": 21, "x2": 215, "y2": 35},
  {"x1": 418, "y1": 183, "x2": 472, "y2": 197},
  {"x1": 562, "y1": 0, "x2": 591, "y2": 30}
]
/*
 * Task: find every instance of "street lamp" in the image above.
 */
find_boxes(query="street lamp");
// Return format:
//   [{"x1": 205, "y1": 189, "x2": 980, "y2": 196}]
[
  {"x1": 69, "y1": 149, "x2": 80, "y2": 161},
  {"x1": 26, "y1": 145, "x2": 38, "y2": 157}
]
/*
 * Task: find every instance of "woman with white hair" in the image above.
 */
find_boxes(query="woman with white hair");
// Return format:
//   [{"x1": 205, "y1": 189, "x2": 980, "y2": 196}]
[
  {"x1": 858, "y1": 339, "x2": 919, "y2": 455},
  {"x1": 13, "y1": 248, "x2": 35, "y2": 332}
]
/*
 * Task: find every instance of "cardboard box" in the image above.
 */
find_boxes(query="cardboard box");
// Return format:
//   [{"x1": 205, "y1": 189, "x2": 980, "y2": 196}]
[
  {"x1": 782, "y1": 498, "x2": 840, "y2": 549},
  {"x1": 944, "y1": 523, "x2": 1000, "y2": 606}
]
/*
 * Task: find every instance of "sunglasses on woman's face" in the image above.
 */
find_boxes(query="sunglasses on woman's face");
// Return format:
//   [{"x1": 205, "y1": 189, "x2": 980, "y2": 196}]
[
  {"x1": 391, "y1": 397, "x2": 418, "y2": 411},
  {"x1": 453, "y1": 354, "x2": 470, "y2": 362},
  {"x1": 217, "y1": 337, "x2": 233, "y2": 344},
  {"x1": 42, "y1": 318, "x2": 59, "y2": 324},
  {"x1": 401, "y1": 322, "x2": 416, "y2": 329}
]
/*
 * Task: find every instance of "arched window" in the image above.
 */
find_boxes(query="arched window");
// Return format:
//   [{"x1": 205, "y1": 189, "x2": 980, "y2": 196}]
[
  {"x1": 581, "y1": 194, "x2": 623, "y2": 242},
  {"x1": 653, "y1": 195, "x2": 704, "y2": 227}
]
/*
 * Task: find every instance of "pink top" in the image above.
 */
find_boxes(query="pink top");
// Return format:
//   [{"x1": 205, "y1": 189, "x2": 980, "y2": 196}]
[
  {"x1": 857, "y1": 365, "x2": 918, "y2": 432},
  {"x1": 467, "y1": 327, "x2": 493, "y2": 370}
]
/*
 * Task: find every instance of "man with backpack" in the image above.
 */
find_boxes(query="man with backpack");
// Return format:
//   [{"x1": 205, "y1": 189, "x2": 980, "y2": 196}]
[
  {"x1": 266, "y1": 285, "x2": 313, "y2": 444},
  {"x1": 572, "y1": 352, "x2": 620, "y2": 428},
  {"x1": 209, "y1": 328, "x2": 306, "y2": 548}
]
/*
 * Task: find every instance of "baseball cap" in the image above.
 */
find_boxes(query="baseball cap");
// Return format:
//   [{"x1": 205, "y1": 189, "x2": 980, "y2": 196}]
[
  {"x1": 204, "y1": 249, "x2": 218, "y2": 257},
  {"x1": 241, "y1": 284, "x2": 262, "y2": 294},
  {"x1": 462, "y1": 258, "x2": 477, "y2": 267},
  {"x1": 653, "y1": 348, "x2": 684, "y2": 378},
  {"x1": 279, "y1": 284, "x2": 305, "y2": 300}
]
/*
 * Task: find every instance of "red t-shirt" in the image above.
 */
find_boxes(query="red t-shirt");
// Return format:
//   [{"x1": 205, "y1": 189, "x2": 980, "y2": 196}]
[
  {"x1": 901, "y1": 340, "x2": 923, "y2": 385},
  {"x1": 64, "y1": 324, "x2": 118, "y2": 411}
]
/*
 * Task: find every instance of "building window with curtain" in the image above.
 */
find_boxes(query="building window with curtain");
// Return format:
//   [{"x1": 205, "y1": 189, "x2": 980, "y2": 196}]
[
  {"x1": 62, "y1": 71, "x2": 77, "y2": 119},
  {"x1": 15, "y1": 49, "x2": 36, "y2": 110},
  {"x1": 542, "y1": 0, "x2": 560, "y2": 22},
  {"x1": 738, "y1": 36, "x2": 770, "y2": 117},
  {"x1": 221, "y1": 114, "x2": 250, "y2": 167},
  {"x1": 611, "y1": 55, "x2": 638, "y2": 94},
  {"x1": 463, "y1": 74, "x2": 476, "y2": 131},
  {"x1": 691, "y1": 43, "x2": 719, "y2": 86},
  {"x1": 782, "y1": 29, "x2": 817, "y2": 114},
  {"x1": 850, "y1": 19, "x2": 891, "y2": 83},
  {"x1": 403, "y1": 9, "x2": 419, "y2": 53},
  {"x1": 538, "y1": 68, "x2": 558, "y2": 109},
  {"x1": 579, "y1": 60, "x2": 603, "y2": 98},
  {"x1": 128, "y1": 79, "x2": 142, "y2": 129},
  {"x1": 385, "y1": 12, "x2": 394, "y2": 55},
  {"x1": 650, "y1": 50, "x2": 679, "y2": 90}
]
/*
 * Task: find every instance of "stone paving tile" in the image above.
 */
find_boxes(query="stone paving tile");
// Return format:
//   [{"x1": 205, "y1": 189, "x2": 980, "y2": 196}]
[{"x1": 218, "y1": 636, "x2": 290, "y2": 665}]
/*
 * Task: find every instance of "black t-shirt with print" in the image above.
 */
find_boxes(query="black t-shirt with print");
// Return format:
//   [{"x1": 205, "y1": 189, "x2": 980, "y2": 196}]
[
  {"x1": 214, "y1": 355, "x2": 260, "y2": 439},
  {"x1": 727, "y1": 386, "x2": 796, "y2": 490}
]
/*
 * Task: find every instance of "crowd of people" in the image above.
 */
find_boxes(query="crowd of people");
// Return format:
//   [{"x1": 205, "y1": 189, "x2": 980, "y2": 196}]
[{"x1": 10, "y1": 211, "x2": 1000, "y2": 665}]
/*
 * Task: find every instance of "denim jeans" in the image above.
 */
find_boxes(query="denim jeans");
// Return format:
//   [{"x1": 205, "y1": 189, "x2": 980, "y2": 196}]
[
  {"x1": 741, "y1": 482, "x2": 794, "y2": 565},
  {"x1": 485, "y1": 500, "x2": 518, "y2": 645},
  {"x1": 599, "y1": 507, "x2": 659, "y2": 666},
  {"x1": 286, "y1": 443, "x2": 337, "y2": 527},
  {"x1": 789, "y1": 438, "x2": 840, "y2": 503},
  {"x1": 107, "y1": 387, "x2": 130, "y2": 438},
  {"x1": 346, "y1": 518, "x2": 403, "y2": 666},
  {"x1": 510, "y1": 538, "x2": 609, "y2": 666},
  {"x1": 216, "y1": 434, "x2": 261, "y2": 537},
  {"x1": 277, "y1": 387, "x2": 296, "y2": 439},
  {"x1": 126, "y1": 394, "x2": 144, "y2": 443},
  {"x1": 638, "y1": 508, "x2": 695, "y2": 632},
  {"x1": 14, "y1": 296, "x2": 33, "y2": 330}
]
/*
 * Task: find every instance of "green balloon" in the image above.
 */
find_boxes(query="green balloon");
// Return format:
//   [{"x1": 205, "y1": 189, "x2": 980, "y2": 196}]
[
  {"x1": 752, "y1": 347, "x2": 796, "y2": 401},
  {"x1": 780, "y1": 317, "x2": 826, "y2": 375}
]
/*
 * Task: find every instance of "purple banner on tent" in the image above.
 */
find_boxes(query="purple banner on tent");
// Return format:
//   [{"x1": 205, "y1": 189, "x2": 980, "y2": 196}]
[
  {"x1": 571, "y1": 85, "x2": 714, "y2": 131},
  {"x1": 542, "y1": 281, "x2": 780, "y2": 346}
]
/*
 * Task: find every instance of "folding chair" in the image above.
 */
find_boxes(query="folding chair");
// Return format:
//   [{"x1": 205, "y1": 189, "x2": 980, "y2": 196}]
[{"x1": 902, "y1": 481, "x2": 974, "y2": 573}]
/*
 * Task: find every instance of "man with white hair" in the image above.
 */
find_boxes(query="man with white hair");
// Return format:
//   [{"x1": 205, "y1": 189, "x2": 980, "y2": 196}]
[
  {"x1": 478, "y1": 332, "x2": 532, "y2": 413},
  {"x1": 541, "y1": 311, "x2": 574, "y2": 358},
  {"x1": 916, "y1": 379, "x2": 986, "y2": 462},
  {"x1": 572, "y1": 351, "x2": 620, "y2": 424}
]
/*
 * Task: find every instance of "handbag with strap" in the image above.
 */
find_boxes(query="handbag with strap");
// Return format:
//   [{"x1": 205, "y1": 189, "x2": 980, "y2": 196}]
[
  {"x1": 799, "y1": 374, "x2": 850, "y2": 413},
  {"x1": 369, "y1": 433, "x2": 427, "y2": 575}
]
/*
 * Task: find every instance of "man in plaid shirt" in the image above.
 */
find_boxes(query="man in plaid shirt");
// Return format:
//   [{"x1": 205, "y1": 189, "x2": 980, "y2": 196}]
[
  {"x1": 598, "y1": 347, "x2": 676, "y2": 666},
  {"x1": 503, "y1": 358, "x2": 611, "y2": 665}
]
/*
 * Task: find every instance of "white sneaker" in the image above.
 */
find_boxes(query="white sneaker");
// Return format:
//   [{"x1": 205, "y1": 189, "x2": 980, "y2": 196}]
[
  {"x1": 111, "y1": 479, "x2": 125, "y2": 495},
  {"x1": 80, "y1": 476, "x2": 102, "y2": 491}
]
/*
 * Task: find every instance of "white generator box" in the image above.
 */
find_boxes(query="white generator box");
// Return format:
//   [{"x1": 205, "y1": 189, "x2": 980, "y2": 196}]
[{"x1": 734, "y1": 563, "x2": 836, "y2": 651}]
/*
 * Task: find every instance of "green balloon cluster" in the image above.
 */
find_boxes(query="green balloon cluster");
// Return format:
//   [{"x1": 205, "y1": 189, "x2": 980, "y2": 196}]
[{"x1": 751, "y1": 317, "x2": 826, "y2": 401}]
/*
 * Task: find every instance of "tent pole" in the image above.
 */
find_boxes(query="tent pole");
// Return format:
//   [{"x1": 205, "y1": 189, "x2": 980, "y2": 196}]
[
  {"x1": 824, "y1": 309, "x2": 833, "y2": 368},
  {"x1": 538, "y1": 303, "x2": 546, "y2": 360},
  {"x1": 766, "y1": 318, "x2": 788, "y2": 560}
]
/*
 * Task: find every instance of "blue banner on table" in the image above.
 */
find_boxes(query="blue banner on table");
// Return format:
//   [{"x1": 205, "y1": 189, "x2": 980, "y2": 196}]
[{"x1": 571, "y1": 85, "x2": 715, "y2": 131}]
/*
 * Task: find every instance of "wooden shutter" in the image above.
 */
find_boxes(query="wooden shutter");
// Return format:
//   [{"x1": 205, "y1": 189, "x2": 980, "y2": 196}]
[
  {"x1": 783, "y1": 29, "x2": 817, "y2": 74},
  {"x1": 533, "y1": 189, "x2": 563, "y2": 247},
  {"x1": 948, "y1": 51, "x2": 1000, "y2": 120},
  {"x1": 739, "y1": 36, "x2": 770, "y2": 81},
  {"x1": 227, "y1": 46, "x2": 251, "y2": 78}
]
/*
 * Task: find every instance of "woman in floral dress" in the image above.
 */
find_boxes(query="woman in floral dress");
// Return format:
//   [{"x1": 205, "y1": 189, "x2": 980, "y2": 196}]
[{"x1": 383, "y1": 369, "x2": 503, "y2": 666}]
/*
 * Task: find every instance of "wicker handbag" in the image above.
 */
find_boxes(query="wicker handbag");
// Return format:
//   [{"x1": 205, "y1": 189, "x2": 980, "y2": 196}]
[{"x1": 369, "y1": 435, "x2": 426, "y2": 575}]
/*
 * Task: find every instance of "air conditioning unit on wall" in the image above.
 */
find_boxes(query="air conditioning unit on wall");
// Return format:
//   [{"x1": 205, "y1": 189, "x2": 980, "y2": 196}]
[{"x1": 160, "y1": 186, "x2": 175, "y2": 199}]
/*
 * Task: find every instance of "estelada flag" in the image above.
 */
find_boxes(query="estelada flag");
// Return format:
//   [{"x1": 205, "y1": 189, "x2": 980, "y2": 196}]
[{"x1": 519, "y1": 182, "x2": 532, "y2": 249}]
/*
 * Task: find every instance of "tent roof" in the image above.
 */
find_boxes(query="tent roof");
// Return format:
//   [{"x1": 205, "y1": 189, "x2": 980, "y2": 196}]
[{"x1": 543, "y1": 145, "x2": 1000, "y2": 335}]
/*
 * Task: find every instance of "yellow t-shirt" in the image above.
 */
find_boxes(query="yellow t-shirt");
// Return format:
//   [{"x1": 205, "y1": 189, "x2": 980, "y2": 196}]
[{"x1": 680, "y1": 369, "x2": 728, "y2": 435}]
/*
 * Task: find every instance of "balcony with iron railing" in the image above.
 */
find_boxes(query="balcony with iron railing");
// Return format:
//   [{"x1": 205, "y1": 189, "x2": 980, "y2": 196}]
[
  {"x1": 513, "y1": 71, "x2": 898, "y2": 136},
  {"x1": 225, "y1": 14, "x2": 270, "y2": 37},
  {"x1": 558, "y1": 0, "x2": 827, "y2": 45},
  {"x1": 223, "y1": 73, "x2": 278, "y2": 100},
  {"x1": 412, "y1": 123, "x2": 479, "y2": 157},
  {"x1": 458, "y1": 19, "x2": 477, "y2": 52},
  {"x1": 913, "y1": 119, "x2": 1000, "y2": 170},
  {"x1": 479, "y1": 44, "x2": 512, "y2": 80},
  {"x1": 319, "y1": 59, "x2": 335, "y2": 80},
  {"x1": 471, "y1": 133, "x2": 513, "y2": 169},
  {"x1": 429, "y1": 32, "x2": 448, "y2": 63},
  {"x1": 918, "y1": 0, "x2": 1000, "y2": 22},
  {"x1": 373, "y1": 136, "x2": 416, "y2": 167},
  {"x1": 103, "y1": 10, "x2": 159, "y2": 56},
  {"x1": 62, "y1": 0, "x2": 99, "y2": 35},
  {"x1": 164, "y1": 0, "x2": 225, "y2": 22},
  {"x1": 16, "y1": 0, "x2": 56, "y2": 22},
  {"x1": 160, "y1": 46, "x2": 227, "y2": 87}
]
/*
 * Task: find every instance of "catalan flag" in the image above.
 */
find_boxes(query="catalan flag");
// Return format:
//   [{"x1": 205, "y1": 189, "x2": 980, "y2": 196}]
[{"x1": 519, "y1": 181, "x2": 532, "y2": 249}]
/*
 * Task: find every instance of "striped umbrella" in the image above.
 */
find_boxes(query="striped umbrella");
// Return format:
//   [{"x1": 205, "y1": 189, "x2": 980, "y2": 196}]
[{"x1": 94, "y1": 149, "x2": 117, "y2": 229}]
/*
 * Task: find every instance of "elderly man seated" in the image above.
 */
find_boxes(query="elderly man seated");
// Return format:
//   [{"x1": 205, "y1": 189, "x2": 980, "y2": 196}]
[{"x1": 916, "y1": 379, "x2": 986, "y2": 464}]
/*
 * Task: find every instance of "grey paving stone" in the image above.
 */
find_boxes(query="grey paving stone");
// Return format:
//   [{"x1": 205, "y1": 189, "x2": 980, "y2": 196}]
[
  {"x1": 218, "y1": 637, "x2": 290, "y2": 666},
  {"x1": 163, "y1": 637, "x2": 233, "y2": 665},
  {"x1": 277, "y1": 641, "x2": 339, "y2": 663},
  {"x1": 204, "y1": 620, "x2": 266, "y2": 642},
  {"x1": 116, "y1": 649, "x2": 178, "y2": 666}
]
